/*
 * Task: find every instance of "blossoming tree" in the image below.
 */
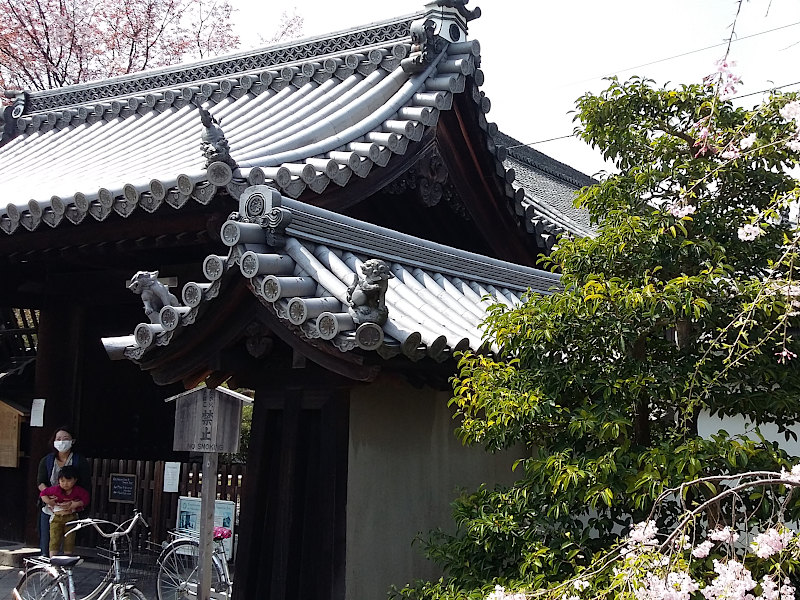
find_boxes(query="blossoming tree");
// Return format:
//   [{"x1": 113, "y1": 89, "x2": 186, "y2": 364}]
[
  {"x1": 0, "y1": 0, "x2": 304, "y2": 91},
  {"x1": 390, "y1": 72, "x2": 800, "y2": 600}
]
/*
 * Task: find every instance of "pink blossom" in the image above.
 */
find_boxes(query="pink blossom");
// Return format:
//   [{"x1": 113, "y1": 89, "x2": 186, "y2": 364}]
[
  {"x1": 786, "y1": 137, "x2": 800, "y2": 153},
  {"x1": 721, "y1": 147, "x2": 741, "y2": 160},
  {"x1": 740, "y1": 133, "x2": 757, "y2": 150},
  {"x1": 708, "y1": 526, "x2": 739, "y2": 545},
  {"x1": 635, "y1": 571, "x2": 699, "y2": 600},
  {"x1": 781, "y1": 584, "x2": 796, "y2": 600},
  {"x1": 779, "y1": 101, "x2": 800, "y2": 123},
  {"x1": 668, "y1": 204, "x2": 696, "y2": 219},
  {"x1": 486, "y1": 585, "x2": 528, "y2": 600},
  {"x1": 700, "y1": 559, "x2": 756, "y2": 600},
  {"x1": 761, "y1": 576, "x2": 780, "y2": 600},
  {"x1": 780, "y1": 465, "x2": 800, "y2": 483},
  {"x1": 776, "y1": 348, "x2": 798, "y2": 364},
  {"x1": 751, "y1": 527, "x2": 794, "y2": 558},
  {"x1": 737, "y1": 224, "x2": 763, "y2": 242},
  {"x1": 706, "y1": 59, "x2": 741, "y2": 98},
  {"x1": 629, "y1": 520, "x2": 658, "y2": 545},
  {"x1": 692, "y1": 540, "x2": 714, "y2": 558},
  {"x1": 573, "y1": 580, "x2": 590, "y2": 591}
]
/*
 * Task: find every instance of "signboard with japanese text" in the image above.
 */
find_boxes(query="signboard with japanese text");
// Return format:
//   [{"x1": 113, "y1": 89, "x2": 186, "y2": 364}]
[{"x1": 172, "y1": 388, "x2": 242, "y2": 453}]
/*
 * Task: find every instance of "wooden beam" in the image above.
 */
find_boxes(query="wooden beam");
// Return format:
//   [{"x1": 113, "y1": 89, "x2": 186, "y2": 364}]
[{"x1": 436, "y1": 97, "x2": 538, "y2": 264}]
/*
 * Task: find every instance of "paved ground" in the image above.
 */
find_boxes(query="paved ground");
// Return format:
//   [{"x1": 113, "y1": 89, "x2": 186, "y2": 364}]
[{"x1": 0, "y1": 558, "x2": 158, "y2": 600}]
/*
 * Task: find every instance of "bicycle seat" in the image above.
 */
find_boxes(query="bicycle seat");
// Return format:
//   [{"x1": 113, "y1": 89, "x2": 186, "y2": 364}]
[
  {"x1": 50, "y1": 556, "x2": 83, "y2": 568},
  {"x1": 213, "y1": 526, "x2": 232, "y2": 541}
]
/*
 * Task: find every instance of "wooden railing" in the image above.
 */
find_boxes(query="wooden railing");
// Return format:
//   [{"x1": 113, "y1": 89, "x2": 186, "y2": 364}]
[{"x1": 80, "y1": 458, "x2": 246, "y2": 549}]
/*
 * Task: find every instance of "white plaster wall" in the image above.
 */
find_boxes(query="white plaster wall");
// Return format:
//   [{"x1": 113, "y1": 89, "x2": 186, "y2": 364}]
[
  {"x1": 698, "y1": 410, "x2": 800, "y2": 456},
  {"x1": 346, "y1": 373, "x2": 522, "y2": 600}
]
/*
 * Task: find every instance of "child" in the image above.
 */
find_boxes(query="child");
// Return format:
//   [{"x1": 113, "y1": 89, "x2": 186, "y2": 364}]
[{"x1": 39, "y1": 465, "x2": 90, "y2": 556}]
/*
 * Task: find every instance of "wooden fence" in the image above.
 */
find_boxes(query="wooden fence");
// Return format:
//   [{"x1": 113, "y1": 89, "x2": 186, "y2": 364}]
[{"x1": 79, "y1": 458, "x2": 246, "y2": 549}]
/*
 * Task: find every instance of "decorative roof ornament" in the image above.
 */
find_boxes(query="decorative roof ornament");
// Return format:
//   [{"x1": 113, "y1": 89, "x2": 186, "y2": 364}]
[
  {"x1": 128, "y1": 270, "x2": 180, "y2": 324},
  {"x1": 226, "y1": 185, "x2": 293, "y2": 248},
  {"x1": 198, "y1": 105, "x2": 237, "y2": 170},
  {"x1": 1, "y1": 91, "x2": 28, "y2": 146},
  {"x1": 437, "y1": 0, "x2": 481, "y2": 22},
  {"x1": 346, "y1": 259, "x2": 394, "y2": 326},
  {"x1": 405, "y1": 0, "x2": 478, "y2": 72}
]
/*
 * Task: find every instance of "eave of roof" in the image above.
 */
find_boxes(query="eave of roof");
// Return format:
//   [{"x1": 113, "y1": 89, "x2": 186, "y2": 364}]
[
  {"x1": 105, "y1": 191, "x2": 560, "y2": 369},
  {"x1": 0, "y1": 5, "x2": 594, "y2": 251}
]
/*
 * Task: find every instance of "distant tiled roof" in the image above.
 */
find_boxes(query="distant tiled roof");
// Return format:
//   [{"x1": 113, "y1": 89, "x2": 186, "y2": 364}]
[
  {"x1": 107, "y1": 193, "x2": 560, "y2": 364},
  {"x1": 0, "y1": 6, "x2": 594, "y2": 249},
  {"x1": 497, "y1": 132, "x2": 596, "y2": 239}
]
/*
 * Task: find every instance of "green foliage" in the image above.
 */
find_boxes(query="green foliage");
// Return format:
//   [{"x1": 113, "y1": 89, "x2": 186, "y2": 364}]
[{"x1": 391, "y1": 79, "x2": 800, "y2": 599}]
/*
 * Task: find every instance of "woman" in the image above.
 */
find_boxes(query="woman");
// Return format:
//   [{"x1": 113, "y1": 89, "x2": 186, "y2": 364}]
[{"x1": 36, "y1": 426, "x2": 91, "y2": 556}]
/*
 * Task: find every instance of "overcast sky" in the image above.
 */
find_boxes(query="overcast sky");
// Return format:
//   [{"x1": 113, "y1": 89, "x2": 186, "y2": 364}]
[{"x1": 231, "y1": 1, "x2": 800, "y2": 177}]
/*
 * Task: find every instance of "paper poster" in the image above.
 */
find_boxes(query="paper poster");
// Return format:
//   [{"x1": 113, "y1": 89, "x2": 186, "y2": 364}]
[
  {"x1": 30, "y1": 398, "x2": 45, "y2": 427},
  {"x1": 176, "y1": 496, "x2": 236, "y2": 560},
  {"x1": 163, "y1": 462, "x2": 180, "y2": 493}
]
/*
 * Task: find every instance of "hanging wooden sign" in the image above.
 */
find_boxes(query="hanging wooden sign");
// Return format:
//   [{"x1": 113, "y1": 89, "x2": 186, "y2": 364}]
[{"x1": 170, "y1": 387, "x2": 243, "y2": 454}]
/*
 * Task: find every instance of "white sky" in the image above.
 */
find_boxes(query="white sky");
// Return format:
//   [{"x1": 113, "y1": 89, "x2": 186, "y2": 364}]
[{"x1": 230, "y1": 0, "x2": 800, "y2": 177}]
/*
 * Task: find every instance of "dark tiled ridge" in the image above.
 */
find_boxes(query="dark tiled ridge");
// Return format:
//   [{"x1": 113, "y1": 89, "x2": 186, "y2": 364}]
[
  {"x1": 496, "y1": 131, "x2": 597, "y2": 189},
  {"x1": 25, "y1": 15, "x2": 419, "y2": 114}
]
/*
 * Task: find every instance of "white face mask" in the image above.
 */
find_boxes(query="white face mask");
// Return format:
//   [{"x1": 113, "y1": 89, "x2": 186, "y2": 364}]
[{"x1": 54, "y1": 440, "x2": 73, "y2": 453}]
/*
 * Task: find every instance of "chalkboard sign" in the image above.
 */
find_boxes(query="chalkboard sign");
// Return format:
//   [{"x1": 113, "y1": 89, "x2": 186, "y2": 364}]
[{"x1": 109, "y1": 473, "x2": 137, "y2": 504}]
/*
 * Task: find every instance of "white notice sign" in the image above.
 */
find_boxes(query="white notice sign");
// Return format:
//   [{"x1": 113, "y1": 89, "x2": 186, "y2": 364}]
[
  {"x1": 30, "y1": 398, "x2": 45, "y2": 427},
  {"x1": 163, "y1": 462, "x2": 180, "y2": 493}
]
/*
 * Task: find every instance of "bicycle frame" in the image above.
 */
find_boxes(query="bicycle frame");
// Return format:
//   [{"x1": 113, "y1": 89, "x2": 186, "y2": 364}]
[
  {"x1": 14, "y1": 511, "x2": 149, "y2": 600},
  {"x1": 166, "y1": 529, "x2": 232, "y2": 584}
]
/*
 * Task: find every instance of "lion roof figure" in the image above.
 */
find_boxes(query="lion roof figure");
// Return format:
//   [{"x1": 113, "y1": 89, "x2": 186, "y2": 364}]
[
  {"x1": 128, "y1": 270, "x2": 179, "y2": 324},
  {"x1": 346, "y1": 259, "x2": 394, "y2": 326}
]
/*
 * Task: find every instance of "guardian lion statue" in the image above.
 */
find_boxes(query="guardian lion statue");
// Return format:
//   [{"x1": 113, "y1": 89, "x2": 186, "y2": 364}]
[
  {"x1": 128, "y1": 270, "x2": 179, "y2": 324},
  {"x1": 346, "y1": 259, "x2": 394, "y2": 326}
]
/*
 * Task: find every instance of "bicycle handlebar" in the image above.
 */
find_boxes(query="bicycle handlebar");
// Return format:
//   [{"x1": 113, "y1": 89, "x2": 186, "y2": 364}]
[{"x1": 66, "y1": 510, "x2": 149, "y2": 538}]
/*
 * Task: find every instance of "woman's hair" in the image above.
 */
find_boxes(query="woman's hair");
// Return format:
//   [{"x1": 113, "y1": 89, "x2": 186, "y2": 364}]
[{"x1": 50, "y1": 425, "x2": 76, "y2": 444}]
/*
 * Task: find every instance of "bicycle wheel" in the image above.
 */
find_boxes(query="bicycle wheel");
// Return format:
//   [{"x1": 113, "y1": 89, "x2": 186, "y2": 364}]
[
  {"x1": 14, "y1": 566, "x2": 66, "y2": 600},
  {"x1": 117, "y1": 585, "x2": 148, "y2": 600},
  {"x1": 157, "y1": 540, "x2": 228, "y2": 600}
]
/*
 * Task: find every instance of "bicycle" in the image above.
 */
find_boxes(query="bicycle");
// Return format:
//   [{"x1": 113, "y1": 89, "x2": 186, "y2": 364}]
[
  {"x1": 13, "y1": 511, "x2": 150, "y2": 600},
  {"x1": 155, "y1": 526, "x2": 232, "y2": 600}
]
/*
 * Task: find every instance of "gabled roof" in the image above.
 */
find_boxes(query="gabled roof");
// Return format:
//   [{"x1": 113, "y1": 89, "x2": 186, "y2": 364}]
[
  {"x1": 104, "y1": 189, "x2": 559, "y2": 380},
  {"x1": 0, "y1": 3, "x2": 590, "y2": 249}
]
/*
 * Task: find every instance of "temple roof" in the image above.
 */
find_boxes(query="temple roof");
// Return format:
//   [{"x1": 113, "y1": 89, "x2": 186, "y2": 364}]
[
  {"x1": 0, "y1": 4, "x2": 590, "y2": 249},
  {"x1": 104, "y1": 190, "x2": 560, "y2": 381}
]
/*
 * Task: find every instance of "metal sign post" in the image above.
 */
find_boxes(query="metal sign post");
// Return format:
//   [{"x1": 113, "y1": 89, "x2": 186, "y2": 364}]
[{"x1": 166, "y1": 386, "x2": 246, "y2": 600}]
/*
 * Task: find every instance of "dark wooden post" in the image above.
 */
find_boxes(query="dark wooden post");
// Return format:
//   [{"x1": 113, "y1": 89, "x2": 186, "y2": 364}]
[{"x1": 24, "y1": 303, "x2": 85, "y2": 544}]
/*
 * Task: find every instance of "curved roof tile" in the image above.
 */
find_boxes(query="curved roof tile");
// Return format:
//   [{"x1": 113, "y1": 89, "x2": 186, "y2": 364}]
[
  {"x1": 0, "y1": 7, "x2": 592, "y2": 250},
  {"x1": 111, "y1": 192, "x2": 560, "y2": 364}
]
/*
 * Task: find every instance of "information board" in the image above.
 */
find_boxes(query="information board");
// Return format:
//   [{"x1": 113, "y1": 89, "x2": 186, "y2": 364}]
[
  {"x1": 109, "y1": 473, "x2": 137, "y2": 504},
  {"x1": 176, "y1": 496, "x2": 236, "y2": 560}
]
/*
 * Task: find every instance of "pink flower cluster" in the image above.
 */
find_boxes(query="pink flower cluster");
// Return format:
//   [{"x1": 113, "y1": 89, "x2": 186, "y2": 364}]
[
  {"x1": 668, "y1": 204, "x2": 696, "y2": 219},
  {"x1": 635, "y1": 572, "x2": 699, "y2": 600},
  {"x1": 776, "y1": 348, "x2": 798, "y2": 364},
  {"x1": 486, "y1": 585, "x2": 528, "y2": 600},
  {"x1": 737, "y1": 224, "x2": 763, "y2": 241},
  {"x1": 629, "y1": 520, "x2": 659, "y2": 545},
  {"x1": 700, "y1": 559, "x2": 755, "y2": 600},
  {"x1": 708, "y1": 526, "x2": 740, "y2": 545},
  {"x1": 703, "y1": 60, "x2": 741, "y2": 98},
  {"x1": 780, "y1": 464, "x2": 800, "y2": 483},
  {"x1": 779, "y1": 101, "x2": 800, "y2": 153},
  {"x1": 751, "y1": 528, "x2": 794, "y2": 559}
]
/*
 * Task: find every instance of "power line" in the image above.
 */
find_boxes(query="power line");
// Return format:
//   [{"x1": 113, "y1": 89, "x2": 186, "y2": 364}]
[
  {"x1": 558, "y1": 20, "x2": 800, "y2": 89},
  {"x1": 508, "y1": 80, "x2": 800, "y2": 151}
]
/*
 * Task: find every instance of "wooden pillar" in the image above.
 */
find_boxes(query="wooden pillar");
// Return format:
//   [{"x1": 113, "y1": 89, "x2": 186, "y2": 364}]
[
  {"x1": 232, "y1": 383, "x2": 350, "y2": 600},
  {"x1": 24, "y1": 302, "x2": 85, "y2": 544}
]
